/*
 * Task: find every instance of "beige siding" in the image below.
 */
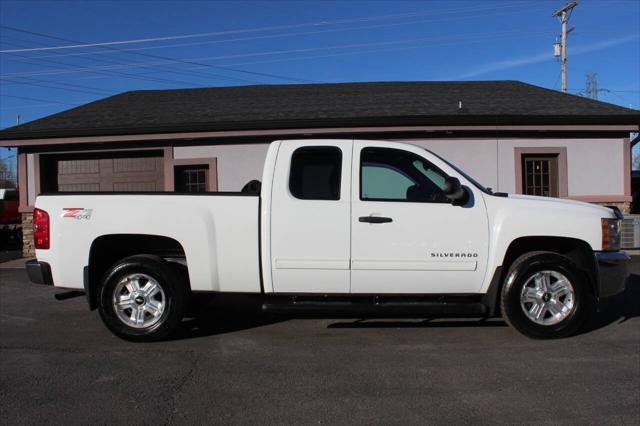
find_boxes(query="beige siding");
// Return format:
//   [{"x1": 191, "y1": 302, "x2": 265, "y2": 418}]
[
  {"x1": 399, "y1": 137, "x2": 625, "y2": 196},
  {"x1": 174, "y1": 138, "x2": 625, "y2": 196},
  {"x1": 497, "y1": 138, "x2": 624, "y2": 196},
  {"x1": 399, "y1": 139, "x2": 499, "y2": 191},
  {"x1": 174, "y1": 143, "x2": 270, "y2": 192}
]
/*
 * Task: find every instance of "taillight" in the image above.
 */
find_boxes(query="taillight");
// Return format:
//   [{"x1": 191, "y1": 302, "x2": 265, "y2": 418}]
[{"x1": 33, "y1": 208, "x2": 50, "y2": 250}]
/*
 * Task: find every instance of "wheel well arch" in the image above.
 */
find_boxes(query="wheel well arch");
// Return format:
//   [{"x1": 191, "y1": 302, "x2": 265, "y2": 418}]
[
  {"x1": 485, "y1": 236, "x2": 597, "y2": 315},
  {"x1": 85, "y1": 234, "x2": 187, "y2": 310},
  {"x1": 502, "y1": 236, "x2": 596, "y2": 278}
]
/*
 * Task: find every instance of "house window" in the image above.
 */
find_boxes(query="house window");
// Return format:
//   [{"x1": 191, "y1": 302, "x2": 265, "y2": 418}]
[
  {"x1": 522, "y1": 155, "x2": 559, "y2": 197},
  {"x1": 174, "y1": 164, "x2": 209, "y2": 192}
]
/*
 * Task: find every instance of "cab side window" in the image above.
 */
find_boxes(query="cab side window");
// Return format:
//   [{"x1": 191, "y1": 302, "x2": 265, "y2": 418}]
[
  {"x1": 360, "y1": 148, "x2": 448, "y2": 203},
  {"x1": 289, "y1": 146, "x2": 342, "y2": 200}
]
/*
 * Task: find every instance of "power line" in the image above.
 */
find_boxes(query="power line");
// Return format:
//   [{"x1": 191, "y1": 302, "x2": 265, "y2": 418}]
[
  {"x1": 1, "y1": 103, "x2": 78, "y2": 111},
  {"x1": 552, "y1": 70, "x2": 562, "y2": 90},
  {"x1": 0, "y1": 2, "x2": 544, "y2": 85},
  {"x1": 0, "y1": 33, "x2": 265, "y2": 87},
  {"x1": 0, "y1": 2, "x2": 535, "y2": 53},
  {"x1": 1, "y1": 75, "x2": 115, "y2": 95},
  {"x1": 0, "y1": 37, "x2": 233, "y2": 88},
  {"x1": 210, "y1": 29, "x2": 553, "y2": 69},
  {"x1": 1, "y1": 29, "x2": 556, "y2": 91},
  {"x1": 1, "y1": 26, "x2": 312, "y2": 84},
  {"x1": 0, "y1": 34, "x2": 58, "y2": 47},
  {"x1": 0, "y1": 34, "x2": 264, "y2": 85},
  {"x1": 1, "y1": 49, "x2": 210, "y2": 87},
  {"x1": 5, "y1": 5, "x2": 548, "y2": 62},
  {"x1": 1, "y1": 29, "x2": 550, "y2": 79},
  {"x1": 0, "y1": 44, "x2": 119, "y2": 95},
  {"x1": 0, "y1": 77, "x2": 115, "y2": 97},
  {"x1": 569, "y1": 88, "x2": 640, "y2": 93},
  {"x1": 0, "y1": 93, "x2": 80, "y2": 106},
  {"x1": 0, "y1": 41, "x2": 217, "y2": 88}
]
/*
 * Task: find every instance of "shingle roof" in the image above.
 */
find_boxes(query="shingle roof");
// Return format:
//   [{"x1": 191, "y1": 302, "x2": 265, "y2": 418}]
[{"x1": 1, "y1": 80, "x2": 638, "y2": 140}]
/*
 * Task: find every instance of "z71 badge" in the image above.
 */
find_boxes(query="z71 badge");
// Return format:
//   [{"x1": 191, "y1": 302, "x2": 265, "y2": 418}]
[{"x1": 61, "y1": 208, "x2": 93, "y2": 220}]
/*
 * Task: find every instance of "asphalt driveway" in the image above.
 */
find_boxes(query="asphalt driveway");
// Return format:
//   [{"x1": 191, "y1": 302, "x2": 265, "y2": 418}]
[{"x1": 1, "y1": 265, "x2": 639, "y2": 425}]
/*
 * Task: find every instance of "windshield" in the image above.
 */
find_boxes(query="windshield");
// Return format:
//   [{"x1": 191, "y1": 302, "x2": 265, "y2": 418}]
[{"x1": 425, "y1": 149, "x2": 492, "y2": 194}]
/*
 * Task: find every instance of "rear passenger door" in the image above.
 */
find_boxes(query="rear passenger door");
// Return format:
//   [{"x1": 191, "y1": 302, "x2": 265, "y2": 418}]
[{"x1": 270, "y1": 140, "x2": 352, "y2": 293}]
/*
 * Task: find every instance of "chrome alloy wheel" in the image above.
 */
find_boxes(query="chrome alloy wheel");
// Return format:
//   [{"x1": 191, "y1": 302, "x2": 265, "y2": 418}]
[
  {"x1": 112, "y1": 273, "x2": 166, "y2": 329},
  {"x1": 520, "y1": 270, "x2": 575, "y2": 326}
]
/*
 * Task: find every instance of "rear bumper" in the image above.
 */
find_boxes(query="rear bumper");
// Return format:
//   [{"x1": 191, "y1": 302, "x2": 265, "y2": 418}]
[
  {"x1": 26, "y1": 260, "x2": 53, "y2": 286},
  {"x1": 595, "y1": 251, "x2": 630, "y2": 300}
]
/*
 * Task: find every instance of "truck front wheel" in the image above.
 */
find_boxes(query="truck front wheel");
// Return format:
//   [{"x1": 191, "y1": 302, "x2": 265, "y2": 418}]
[
  {"x1": 500, "y1": 251, "x2": 595, "y2": 339},
  {"x1": 97, "y1": 255, "x2": 188, "y2": 342}
]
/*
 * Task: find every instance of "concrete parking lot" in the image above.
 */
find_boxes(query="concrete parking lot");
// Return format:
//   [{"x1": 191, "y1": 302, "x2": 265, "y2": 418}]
[{"x1": 1, "y1": 264, "x2": 639, "y2": 425}]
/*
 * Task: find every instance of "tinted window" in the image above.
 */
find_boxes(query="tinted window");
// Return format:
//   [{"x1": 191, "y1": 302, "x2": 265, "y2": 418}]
[
  {"x1": 361, "y1": 148, "x2": 448, "y2": 202},
  {"x1": 289, "y1": 147, "x2": 342, "y2": 200},
  {"x1": 362, "y1": 164, "x2": 414, "y2": 200}
]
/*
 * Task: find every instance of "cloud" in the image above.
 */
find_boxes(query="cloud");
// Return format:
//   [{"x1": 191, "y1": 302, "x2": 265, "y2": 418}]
[{"x1": 459, "y1": 33, "x2": 639, "y2": 79}]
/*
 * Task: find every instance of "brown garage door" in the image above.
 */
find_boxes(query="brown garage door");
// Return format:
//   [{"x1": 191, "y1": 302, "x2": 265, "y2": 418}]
[{"x1": 54, "y1": 153, "x2": 164, "y2": 192}]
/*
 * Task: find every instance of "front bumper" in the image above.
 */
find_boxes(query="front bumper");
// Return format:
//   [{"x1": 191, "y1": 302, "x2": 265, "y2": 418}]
[
  {"x1": 594, "y1": 251, "x2": 630, "y2": 300},
  {"x1": 26, "y1": 260, "x2": 53, "y2": 286}
]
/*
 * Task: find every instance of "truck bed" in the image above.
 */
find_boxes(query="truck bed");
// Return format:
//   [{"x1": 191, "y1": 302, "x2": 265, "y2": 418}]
[{"x1": 35, "y1": 193, "x2": 262, "y2": 293}]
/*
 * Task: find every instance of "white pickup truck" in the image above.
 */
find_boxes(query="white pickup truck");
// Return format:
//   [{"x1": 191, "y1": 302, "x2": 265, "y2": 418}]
[{"x1": 27, "y1": 139, "x2": 628, "y2": 341}]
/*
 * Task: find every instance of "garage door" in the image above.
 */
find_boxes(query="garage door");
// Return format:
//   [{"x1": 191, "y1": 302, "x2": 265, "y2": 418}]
[{"x1": 56, "y1": 154, "x2": 164, "y2": 192}]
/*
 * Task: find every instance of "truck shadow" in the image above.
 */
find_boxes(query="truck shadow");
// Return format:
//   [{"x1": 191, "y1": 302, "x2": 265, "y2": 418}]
[
  {"x1": 328, "y1": 277, "x2": 640, "y2": 334},
  {"x1": 170, "y1": 294, "x2": 288, "y2": 340},
  {"x1": 171, "y1": 275, "x2": 639, "y2": 340},
  {"x1": 174, "y1": 312, "x2": 289, "y2": 340},
  {"x1": 579, "y1": 273, "x2": 640, "y2": 335},
  {"x1": 327, "y1": 318, "x2": 507, "y2": 329}
]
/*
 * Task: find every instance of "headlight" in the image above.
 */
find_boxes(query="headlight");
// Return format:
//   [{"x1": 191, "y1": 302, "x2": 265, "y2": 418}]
[{"x1": 601, "y1": 218, "x2": 621, "y2": 251}]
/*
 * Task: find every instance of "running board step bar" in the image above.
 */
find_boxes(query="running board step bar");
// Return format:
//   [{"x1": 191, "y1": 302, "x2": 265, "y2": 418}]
[{"x1": 262, "y1": 299, "x2": 487, "y2": 316}]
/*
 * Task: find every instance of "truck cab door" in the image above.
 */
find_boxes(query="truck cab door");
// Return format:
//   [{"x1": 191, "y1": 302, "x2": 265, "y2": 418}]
[
  {"x1": 350, "y1": 141, "x2": 489, "y2": 294},
  {"x1": 269, "y1": 140, "x2": 352, "y2": 293}
]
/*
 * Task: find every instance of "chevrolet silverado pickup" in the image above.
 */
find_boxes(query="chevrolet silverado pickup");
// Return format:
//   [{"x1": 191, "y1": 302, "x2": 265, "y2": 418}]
[{"x1": 26, "y1": 139, "x2": 629, "y2": 341}]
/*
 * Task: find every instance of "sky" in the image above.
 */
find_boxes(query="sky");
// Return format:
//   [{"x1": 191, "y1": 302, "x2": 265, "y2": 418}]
[{"x1": 0, "y1": 0, "x2": 639, "y2": 171}]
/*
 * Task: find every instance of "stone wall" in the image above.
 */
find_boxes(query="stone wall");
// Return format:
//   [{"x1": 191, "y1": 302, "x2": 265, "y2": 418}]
[
  {"x1": 594, "y1": 202, "x2": 630, "y2": 214},
  {"x1": 21, "y1": 212, "x2": 34, "y2": 258}
]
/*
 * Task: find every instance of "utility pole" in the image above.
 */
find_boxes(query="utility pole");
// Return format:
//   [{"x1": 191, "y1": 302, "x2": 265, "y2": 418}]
[{"x1": 552, "y1": 1, "x2": 578, "y2": 93}]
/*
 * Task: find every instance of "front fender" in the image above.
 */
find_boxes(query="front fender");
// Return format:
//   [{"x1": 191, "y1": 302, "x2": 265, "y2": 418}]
[{"x1": 481, "y1": 194, "x2": 604, "y2": 292}]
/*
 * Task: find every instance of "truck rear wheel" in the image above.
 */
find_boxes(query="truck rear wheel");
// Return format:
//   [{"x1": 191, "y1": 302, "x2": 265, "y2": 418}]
[
  {"x1": 500, "y1": 251, "x2": 594, "y2": 339},
  {"x1": 97, "y1": 255, "x2": 187, "y2": 342}
]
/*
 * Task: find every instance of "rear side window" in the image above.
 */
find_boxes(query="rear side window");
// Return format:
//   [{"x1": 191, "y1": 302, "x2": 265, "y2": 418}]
[{"x1": 289, "y1": 146, "x2": 342, "y2": 200}]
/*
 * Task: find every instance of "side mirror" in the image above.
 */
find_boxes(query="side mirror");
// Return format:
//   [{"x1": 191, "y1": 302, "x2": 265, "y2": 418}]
[{"x1": 444, "y1": 177, "x2": 469, "y2": 206}]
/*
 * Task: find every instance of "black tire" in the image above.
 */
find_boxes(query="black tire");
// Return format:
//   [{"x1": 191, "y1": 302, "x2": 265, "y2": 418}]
[
  {"x1": 500, "y1": 251, "x2": 595, "y2": 339},
  {"x1": 98, "y1": 255, "x2": 188, "y2": 342}
]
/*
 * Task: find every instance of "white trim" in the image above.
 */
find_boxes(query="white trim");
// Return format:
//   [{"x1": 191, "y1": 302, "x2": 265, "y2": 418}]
[{"x1": 2, "y1": 124, "x2": 638, "y2": 147}]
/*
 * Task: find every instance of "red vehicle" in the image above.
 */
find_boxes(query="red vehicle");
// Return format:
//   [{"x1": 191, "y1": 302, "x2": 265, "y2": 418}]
[{"x1": 0, "y1": 188, "x2": 21, "y2": 249}]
